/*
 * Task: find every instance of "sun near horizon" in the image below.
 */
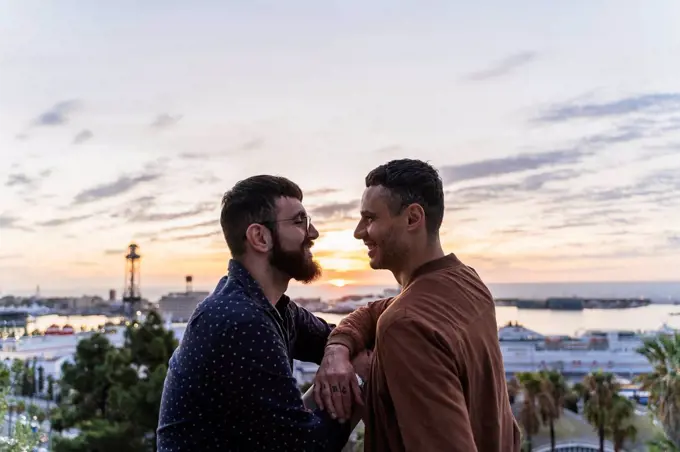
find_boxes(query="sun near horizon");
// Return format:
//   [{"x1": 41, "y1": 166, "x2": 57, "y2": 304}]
[{"x1": 328, "y1": 279, "x2": 350, "y2": 287}]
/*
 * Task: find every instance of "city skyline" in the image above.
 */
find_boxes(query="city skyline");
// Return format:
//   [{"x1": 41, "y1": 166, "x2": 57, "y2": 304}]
[{"x1": 2, "y1": 1, "x2": 680, "y2": 296}]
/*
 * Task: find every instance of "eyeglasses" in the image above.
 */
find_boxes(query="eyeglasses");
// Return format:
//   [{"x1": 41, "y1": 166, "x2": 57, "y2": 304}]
[{"x1": 263, "y1": 214, "x2": 312, "y2": 233}]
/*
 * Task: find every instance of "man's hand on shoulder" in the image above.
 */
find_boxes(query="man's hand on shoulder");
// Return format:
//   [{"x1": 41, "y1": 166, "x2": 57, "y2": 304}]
[{"x1": 313, "y1": 344, "x2": 364, "y2": 423}]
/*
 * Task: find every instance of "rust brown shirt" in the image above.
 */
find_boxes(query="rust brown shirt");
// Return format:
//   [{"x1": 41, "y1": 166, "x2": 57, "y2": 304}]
[{"x1": 327, "y1": 254, "x2": 520, "y2": 452}]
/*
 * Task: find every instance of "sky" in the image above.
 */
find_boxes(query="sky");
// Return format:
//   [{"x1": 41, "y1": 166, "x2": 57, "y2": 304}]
[{"x1": 1, "y1": 1, "x2": 680, "y2": 299}]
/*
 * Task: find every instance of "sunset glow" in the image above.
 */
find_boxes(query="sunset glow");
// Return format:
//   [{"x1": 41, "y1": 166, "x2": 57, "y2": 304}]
[{"x1": 328, "y1": 279, "x2": 350, "y2": 288}]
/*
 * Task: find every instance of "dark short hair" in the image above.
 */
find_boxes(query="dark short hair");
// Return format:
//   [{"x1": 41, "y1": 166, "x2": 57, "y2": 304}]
[
  {"x1": 365, "y1": 159, "x2": 444, "y2": 236},
  {"x1": 220, "y1": 175, "x2": 303, "y2": 257}
]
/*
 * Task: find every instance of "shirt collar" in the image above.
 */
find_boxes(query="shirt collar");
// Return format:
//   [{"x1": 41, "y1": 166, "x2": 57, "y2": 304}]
[
  {"x1": 404, "y1": 253, "x2": 462, "y2": 288},
  {"x1": 227, "y1": 259, "x2": 291, "y2": 311}
]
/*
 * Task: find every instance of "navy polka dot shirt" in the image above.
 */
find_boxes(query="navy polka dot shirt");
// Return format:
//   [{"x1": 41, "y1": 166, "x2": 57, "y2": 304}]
[{"x1": 157, "y1": 259, "x2": 351, "y2": 451}]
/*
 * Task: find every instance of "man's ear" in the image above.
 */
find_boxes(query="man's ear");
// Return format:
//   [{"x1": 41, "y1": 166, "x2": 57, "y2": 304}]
[
  {"x1": 245, "y1": 224, "x2": 271, "y2": 253},
  {"x1": 405, "y1": 204, "x2": 425, "y2": 232}
]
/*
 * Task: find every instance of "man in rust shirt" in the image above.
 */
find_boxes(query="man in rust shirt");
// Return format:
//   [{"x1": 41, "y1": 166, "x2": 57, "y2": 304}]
[{"x1": 313, "y1": 159, "x2": 520, "y2": 452}]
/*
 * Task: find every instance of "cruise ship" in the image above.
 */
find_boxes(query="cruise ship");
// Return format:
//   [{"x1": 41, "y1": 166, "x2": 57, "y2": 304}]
[{"x1": 498, "y1": 321, "x2": 676, "y2": 376}]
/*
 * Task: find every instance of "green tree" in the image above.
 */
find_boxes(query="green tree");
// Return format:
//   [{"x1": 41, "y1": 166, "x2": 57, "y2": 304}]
[
  {"x1": 60, "y1": 333, "x2": 116, "y2": 423},
  {"x1": 517, "y1": 372, "x2": 542, "y2": 451},
  {"x1": 125, "y1": 310, "x2": 177, "y2": 373},
  {"x1": 606, "y1": 394, "x2": 637, "y2": 452},
  {"x1": 563, "y1": 391, "x2": 579, "y2": 414},
  {"x1": 0, "y1": 387, "x2": 41, "y2": 452},
  {"x1": 583, "y1": 371, "x2": 619, "y2": 452},
  {"x1": 54, "y1": 312, "x2": 178, "y2": 452},
  {"x1": 538, "y1": 370, "x2": 568, "y2": 451},
  {"x1": 572, "y1": 382, "x2": 586, "y2": 403},
  {"x1": 10, "y1": 359, "x2": 23, "y2": 395},
  {"x1": 37, "y1": 366, "x2": 45, "y2": 395},
  {"x1": 0, "y1": 361, "x2": 9, "y2": 388},
  {"x1": 636, "y1": 333, "x2": 680, "y2": 448},
  {"x1": 649, "y1": 437, "x2": 680, "y2": 452},
  {"x1": 21, "y1": 363, "x2": 34, "y2": 397},
  {"x1": 53, "y1": 419, "x2": 146, "y2": 452},
  {"x1": 507, "y1": 376, "x2": 520, "y2": 405},
  {"x1": 47, "y1": 374, "x2": 55, "y2": 401},
  {"x1": 122, "y1": 312, "x2": 178, "y2": 450}
]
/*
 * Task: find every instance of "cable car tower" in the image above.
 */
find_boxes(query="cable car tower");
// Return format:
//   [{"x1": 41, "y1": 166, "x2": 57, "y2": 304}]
[{"x1": 123, "y1": 243, "x2": 142, "y2": 318}]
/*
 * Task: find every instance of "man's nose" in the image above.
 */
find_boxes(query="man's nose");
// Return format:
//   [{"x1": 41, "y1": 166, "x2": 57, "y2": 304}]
[
  {"x1": 308, "y1": 223, "x2": 320, "y2": 240},
  {"x1": 353, "y1": 222, "x2": 364, "y2": 240}
]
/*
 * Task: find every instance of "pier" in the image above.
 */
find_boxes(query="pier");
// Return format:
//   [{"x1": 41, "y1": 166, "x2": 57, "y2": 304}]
[{"x1": 495, "y1": 297, "x2": 653, "y2": 310}]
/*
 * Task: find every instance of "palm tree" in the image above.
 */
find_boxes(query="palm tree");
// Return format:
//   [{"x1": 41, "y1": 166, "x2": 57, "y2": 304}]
[
  {"x1": 508, "y1": 376, "x2": 521, "y2": 405},
  {"x1": 636, "y1": 333, "x2": 680, "y2": 448},
  {"x1": 538, "y1": 370, "x2": 568, "y2": 451},
  {"x1": 583, "y1": 371, "x2": 620, "y2": 452},
  {"x1": 572, "y1": 381, "x2": 586, "y2": 404},
  {"x1": 648, "y1": 437, "x2": 680, "y2": 451},
  {"x1": 607, "y1": 394, "x2": 637, "y2": 452},
  {"x1": 517, "y1": 372, "x2": 542, "y2": 451}
]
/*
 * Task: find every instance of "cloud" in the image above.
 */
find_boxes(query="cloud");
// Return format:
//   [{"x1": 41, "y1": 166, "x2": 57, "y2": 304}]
[
  {"x1": 374, "y1": 145, "x2": 403, "y2": 154},
  {"x1": 5, "y1": 169, "x2": 53, "y2": 192},
  {"x1": 178, "y1": 138, "x2": 264, "y2": 161},
  {"x1": 33, "y1": 100, "x2": 81, "y2": 126},
  {"x1": 448, "y1": 181, "x2": 523, "y2": 205},
  {"x1": 169, "y1": 230, "x2": 222, "y2": 241},
  {"x1": 179, "y1": 150, "x2": 239, "y2": 161},
  {"x1": 115, "y1": 201, "x2": 215, "y2": 223},
  {"x1": 241, "y1": 138, "x2": 264, "y2": 151},
  {"x1": 521, "y1": 248, "x2": 667, "y2": 262},
  {"x1": 0, "y1": 254, "x2": 22, "y2": 260},
  {"x1": 441, "y1": 121, "x2": 657, "y2": 187},
  {"x1": 544, "y1": 220, "x2": 600, "y2": 230},
  {"x1": 519, "y1": 169, "x2": 580, "y2": 191},
  {"x1": 103, "y1": 249, "x2": 125, "y2": 255},
  {"x1": 556, "y1": 168, "x2": 680, "y2": 204},
  {"x1": 158, "y1": 219, "x2": 217, "y2": 234},
  {"x1": 151, "y1": 113, "x2": 182, "y2": 129},
  {"x1": 179, "y1": 151, "x2": 211, "y2": 160},
  {"x1": 0, "y1": 214, "x2": 31, "y2": 232},
  {"x1": 440, "y1": 148, "x2": 583, "y2": 184},
  {"x1": 73, "y1": 173, "x2": 160, "y2": 204},
  {"x1": 136, "y1": 218, "x2": 219, "y2": 240},
  {"x1": 310, "y1": 200, "x2": 359, "y2": 219},
  {"x1": 669, "y1": 235, "x2": 680, "y2": 247},
  {"x1": 306, "y1": 188, "x2": 340, "y2": 197},
  {"x1": 73, "y1": 129, "x2": 93, "y2": 144},
  {"x1": 5, "y1": 174, "x2": 32, "y2": 187},
  {"x1": 108, "y1": 195, "x2": 156, "y2": 220},
  {"x1": 445, "y1": 169, "x2": 579, "y2": 206},
  {"x1": 37, "y1": 214, "x2": 94, "y2": 227},
  {"x1": 536, "y1": 93, "x2": 680, "y2": 122},
  {"x1": 446, "y1": 173, "x2": 577, "y2": 207},
  {"x1": 462, "y1": 52, "x2": 537, "y2": 81},
  {"x1": 581, "y1": 126, "x2": 647, "y2": 147},
  {"x1": 0, "y1": 214, "x2": 18, "y2": 227}
]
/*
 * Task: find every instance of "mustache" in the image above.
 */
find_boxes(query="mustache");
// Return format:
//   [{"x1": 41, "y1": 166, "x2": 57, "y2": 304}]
[{"x1": 302, "y1": 239, "x2": 314, "y2": 248}]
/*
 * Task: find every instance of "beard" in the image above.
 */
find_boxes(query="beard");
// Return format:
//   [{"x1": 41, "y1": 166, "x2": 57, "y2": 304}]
[{"x1": 269, "y1": 234, "x2": 321, "y2": 284}]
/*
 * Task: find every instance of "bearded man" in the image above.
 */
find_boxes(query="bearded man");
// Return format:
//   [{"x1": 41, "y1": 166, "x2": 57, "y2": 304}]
[{"x1": 157, "y1": 175, "x2": 355, "y2": 451}]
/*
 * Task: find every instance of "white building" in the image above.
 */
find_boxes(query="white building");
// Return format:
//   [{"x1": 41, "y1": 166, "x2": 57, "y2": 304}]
[{"x1": 158, "y1": 291, "x2": 210, "y2": 322}]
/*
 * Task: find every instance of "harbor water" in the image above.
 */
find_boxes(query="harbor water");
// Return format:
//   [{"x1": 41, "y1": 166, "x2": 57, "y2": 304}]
[{"x1": 315, "y1": 304, "x2": 680, "y2": 337}]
